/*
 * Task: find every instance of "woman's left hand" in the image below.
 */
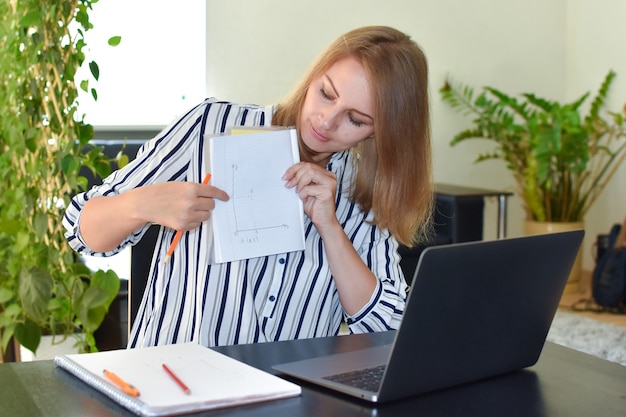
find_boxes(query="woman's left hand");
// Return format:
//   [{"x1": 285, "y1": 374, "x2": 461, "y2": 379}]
[
  {"x1": 283, "y1": 162, "x2": 339, "y2": 234},
  {"x1": 284, "y1": 161, "x2": 378, "y2": 316}
]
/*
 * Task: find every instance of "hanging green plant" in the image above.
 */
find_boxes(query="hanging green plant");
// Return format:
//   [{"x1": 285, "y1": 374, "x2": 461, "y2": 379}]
[{"x1": 0, "y1": 0, "x2": 124, "y2": 356}]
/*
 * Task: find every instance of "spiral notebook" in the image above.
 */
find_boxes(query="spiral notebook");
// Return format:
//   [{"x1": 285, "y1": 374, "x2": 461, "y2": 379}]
[{"x1": 54, "y1": 343, "x2": 301, "y2": 416}]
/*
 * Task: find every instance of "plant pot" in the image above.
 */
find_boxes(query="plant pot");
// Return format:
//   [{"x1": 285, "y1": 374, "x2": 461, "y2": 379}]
[
  {"x1": 524, "y1": 220, "x2": 584, "y2": 294},
  {"x1": 18, "y1": 334, "x2": 83, "y2": 362}
]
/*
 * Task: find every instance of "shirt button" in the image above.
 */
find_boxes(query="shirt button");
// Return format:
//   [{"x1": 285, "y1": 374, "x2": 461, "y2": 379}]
[
  {"x1": 279, "y1": 258, "x2": 285, "y2": 264},
  {"x1": 269, "y1": 295, "x2": 276, "y2": 302}
]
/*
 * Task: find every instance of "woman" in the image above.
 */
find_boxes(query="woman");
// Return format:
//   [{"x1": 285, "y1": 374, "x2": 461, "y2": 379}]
[{"x1": 63, "y1": 25, "x2": 433, "y2": 348}]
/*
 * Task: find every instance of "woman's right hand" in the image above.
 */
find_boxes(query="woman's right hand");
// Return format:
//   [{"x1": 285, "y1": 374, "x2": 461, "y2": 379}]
[
  {"x1": 139, "y1": 181, "x2": 230, "y2": 231},
  {"x1": 80, "y1": 181, "x2": 229, "y2": 252}
]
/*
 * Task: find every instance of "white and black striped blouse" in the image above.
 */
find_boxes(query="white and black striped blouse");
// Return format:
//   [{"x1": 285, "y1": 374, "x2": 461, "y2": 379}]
[{"x1": 63, "y1": 98, "x2": 408, "y2": 348}]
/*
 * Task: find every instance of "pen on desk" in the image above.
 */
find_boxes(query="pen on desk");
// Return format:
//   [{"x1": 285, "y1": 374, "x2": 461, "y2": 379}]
[
  {"x1": 103, "y1": 369, "x2": 140, "y2": 397},
  {"x1": 162, "y1": 363, "x2": 191, "y2": 395},
  {"x1": 163, "y1": 173, "x2": 212, "y2": 264}
]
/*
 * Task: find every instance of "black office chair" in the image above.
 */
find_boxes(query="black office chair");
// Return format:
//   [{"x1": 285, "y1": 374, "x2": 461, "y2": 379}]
[{"x1": 128, "y1": 225, "x2": 160, "y2": 329}]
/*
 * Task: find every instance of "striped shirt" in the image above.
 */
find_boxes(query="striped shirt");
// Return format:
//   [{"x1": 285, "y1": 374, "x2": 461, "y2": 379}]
[{"x1": 63, "y1": 98, "x2": 408, "y2": 348}]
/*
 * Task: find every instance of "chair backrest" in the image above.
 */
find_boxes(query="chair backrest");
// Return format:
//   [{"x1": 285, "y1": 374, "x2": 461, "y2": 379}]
[{"x1": 129, "y1": 224, "x2": 160, "y2": 328}]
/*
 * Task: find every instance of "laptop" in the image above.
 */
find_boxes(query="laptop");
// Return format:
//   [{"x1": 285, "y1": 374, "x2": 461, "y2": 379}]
[{"x1": 273, "y1": 230, "x2": 584, "y2": 403}]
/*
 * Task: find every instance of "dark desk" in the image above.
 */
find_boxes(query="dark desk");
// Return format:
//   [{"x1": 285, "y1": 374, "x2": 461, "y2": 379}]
[{"x1": 1, "y1": 332, "x2": 625, "y2": 417}]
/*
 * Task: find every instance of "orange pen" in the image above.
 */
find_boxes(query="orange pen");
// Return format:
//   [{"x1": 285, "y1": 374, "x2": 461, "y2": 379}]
[
  {"x1": 103, "y1": 369, "x2": 140, "y2": 397},
  {"x1": 163, "y1": 173, "x2": 212, "y2": 264}
]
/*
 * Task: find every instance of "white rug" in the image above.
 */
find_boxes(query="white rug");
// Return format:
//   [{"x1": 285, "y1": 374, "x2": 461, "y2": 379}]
[{"x1": 547, "y1": 310, "x2": 626, "y2": 367}]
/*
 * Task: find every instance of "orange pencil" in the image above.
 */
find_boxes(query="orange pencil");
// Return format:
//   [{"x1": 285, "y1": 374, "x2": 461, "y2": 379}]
[
  {"x1": 163, "y1": 173, "x2": 211, "y2": 264},
  {"x1": 103, "y1": 369, "x2": 140, "y2": 397}
]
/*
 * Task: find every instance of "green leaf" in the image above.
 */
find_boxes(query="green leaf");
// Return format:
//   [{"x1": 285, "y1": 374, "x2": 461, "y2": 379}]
[
  {"x1": 14, "y1": 320, "x2": 41, "y2": 354},
  {"x1": 89, "y1": 61, "x2": 100, "y2": 81},
  {"x1": 117, "y1": 153, "x2": 130, "y2": 169},
  {"x1": 76, "y1": 304, "x2": 106, "y2": 334},
  {"x1": 82, "y1": 333, "x2": 96, "y2": 353},
  {"x1": 1, "y1": 325, "x2": 15, "y2": 353},
  {"x1": 25, "y1": 137, "x2": 37, "y2": 152},
  {"x1": 95, "y1": 160, "x2": 112, "y2": 178},
  {"x1": 18, "y1": 267, "x2": 53, "y2": 323},
  {"x1": 108, "y1": 36, "x2": 122, "y2": 46},
  {"x1": 80, "y1": 80, "x2": 89, "y2": 93},
  {"x1": 61, "y1": 154, "x2": 79, "y2": 176},
  {"x1": 48, "y1": 297, "x2": 68, "y2": 313},
  {"x1": 81, "y1": 286, "x2": 111, "y2": 310},
  {"x1": 77, "y1": 123, "x2": 95, "y2": 144},
  {"x1": 77, "y1": 270, "x2": 120, "y2": 332},
  {"x1": 32, "y1": 212, "x2": 48, "y2": 236},
  {"x1": 15, "y1": 231, "x2": 29, "y2": 252},
  {"x1": 75, "y1": 7, "x2": 92, "y2": 31},
  {"x1": 91, "y1": 88, "x2": 98, "y2": 101},
  {"x1": 76, "y1": 39, "x2": 86, "y2": 53},
  {"x1": 2, "y1": 304, "x2": 21, "y2": 320},
  {"x1": 19, "y1": 11, "x2": 41, "y2": 27},
  {"x1": 92, "y1": 269, "x2": 121, "y2": 306},
  {"x1": 0, "y1": 219, "x2": 21, "y2": 235},
  {"x1": 0, "y1": 287, "x2": 14, "y2": 303},
  {"x1": 76, "y1": 176, "x2": 89, "y2": 191}
]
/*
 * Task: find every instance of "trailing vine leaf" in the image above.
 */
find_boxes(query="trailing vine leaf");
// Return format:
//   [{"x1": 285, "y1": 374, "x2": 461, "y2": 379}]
[
  {"x1": 62, "y1": 154, "x2": 80, "y2": 175},
  {"x1": 19, "y1": 11, "x2": 41, "y2": 27},
  {"x1": 1, "y1": 323, "x2": 16, "y2": 353},
  {"x1": 14, "y1": 320, "x2": 41, "y2": 354},
  {"x1": 89, "y1": 61, "x2": 100, "y2": 81},
  {"x1": 32, "y1": 212, "x2": 48, "y2": 236},
  {"x1": 18, "y1": 267, "x2": 53, "y2": 324},
  {"x1": 92, "y1": 269, "x2": 122, "y2": 307},
  {"x1": 108, "y1": 35, "x2": 122, "y2": 46}
]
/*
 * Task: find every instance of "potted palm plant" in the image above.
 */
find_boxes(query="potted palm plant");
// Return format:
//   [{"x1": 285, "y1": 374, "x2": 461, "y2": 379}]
[
  {"x1": 0, "y1": 0, "x2": 124, "y2": 360},
  {"x1": 440, "y1": 71, "x2": 626, "y2": 290}
]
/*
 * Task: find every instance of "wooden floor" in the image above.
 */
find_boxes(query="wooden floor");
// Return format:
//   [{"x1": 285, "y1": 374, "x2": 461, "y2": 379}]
[{"x1": 558, "y1": 271, "x2": 626, "y2": 328}]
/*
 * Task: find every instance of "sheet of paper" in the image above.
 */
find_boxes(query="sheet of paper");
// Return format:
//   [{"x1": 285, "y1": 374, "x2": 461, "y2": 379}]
[{"x1": 207, "y1": 129, "x2": 305, "y2": 263}]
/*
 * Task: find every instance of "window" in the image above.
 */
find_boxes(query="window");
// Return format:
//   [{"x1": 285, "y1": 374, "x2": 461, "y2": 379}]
[{"x1": 77, "y1": 0, "x2": 206, "y2": 128}]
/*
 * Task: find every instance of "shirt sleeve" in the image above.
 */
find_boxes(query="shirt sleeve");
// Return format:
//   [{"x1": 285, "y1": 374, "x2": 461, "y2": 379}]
[
  {"x1": 343, "y1": 226, "x2": 409, "y2": 333},
  {"x1": 62, "y1": 100, "x2": 210, "y2": 257}
]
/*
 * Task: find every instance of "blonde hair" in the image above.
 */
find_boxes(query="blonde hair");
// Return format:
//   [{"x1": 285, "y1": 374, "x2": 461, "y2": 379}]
[{"x1": 273, "y1": 26, "x2": 433, "y2": 247}]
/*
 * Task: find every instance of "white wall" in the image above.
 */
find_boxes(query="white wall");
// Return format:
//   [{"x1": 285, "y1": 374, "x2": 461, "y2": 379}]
[
  {"x1": 566, "y1": 0, "x2": 626, "y2": 269},
  {"x1": 206, "y1": 0, "x2": 626, "y2": 272}
]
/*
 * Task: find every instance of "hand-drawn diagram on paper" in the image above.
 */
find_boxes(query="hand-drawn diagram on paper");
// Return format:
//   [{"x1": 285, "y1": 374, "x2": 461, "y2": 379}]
[{"x1": 229, "y1": 163, "x2": 292, "y2": 240}]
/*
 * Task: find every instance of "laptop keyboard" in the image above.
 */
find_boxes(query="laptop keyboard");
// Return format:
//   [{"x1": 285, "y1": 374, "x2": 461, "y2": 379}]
[{"x1": 323, "y1": 364, "x2": 386, "y2": 392}]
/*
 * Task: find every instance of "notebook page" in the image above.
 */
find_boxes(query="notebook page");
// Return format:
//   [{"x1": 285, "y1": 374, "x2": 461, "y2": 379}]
[{"x1": 207, "y1": 129, "x2": 305, "y2": 263}]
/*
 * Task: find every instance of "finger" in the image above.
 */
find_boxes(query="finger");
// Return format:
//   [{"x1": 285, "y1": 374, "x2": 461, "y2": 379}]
[
  {"x1": 197, "y1": 185, "x2": 230, "y2": 202},
  {"x1": 283, "y1": 161, "x2": 307, "y2": 179},
  {"x1": 178, "y1": 201, "x2": 218, "y2": 230},
  {"x1": 298, "y1": 183, "x2": 335, "y2": 202},
  {"x1": 290, "y1": 165, "x2": 332, "y2": 190},
  {"x1": 283, "y1": 163, "x2": 309, "y2": 188}
]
